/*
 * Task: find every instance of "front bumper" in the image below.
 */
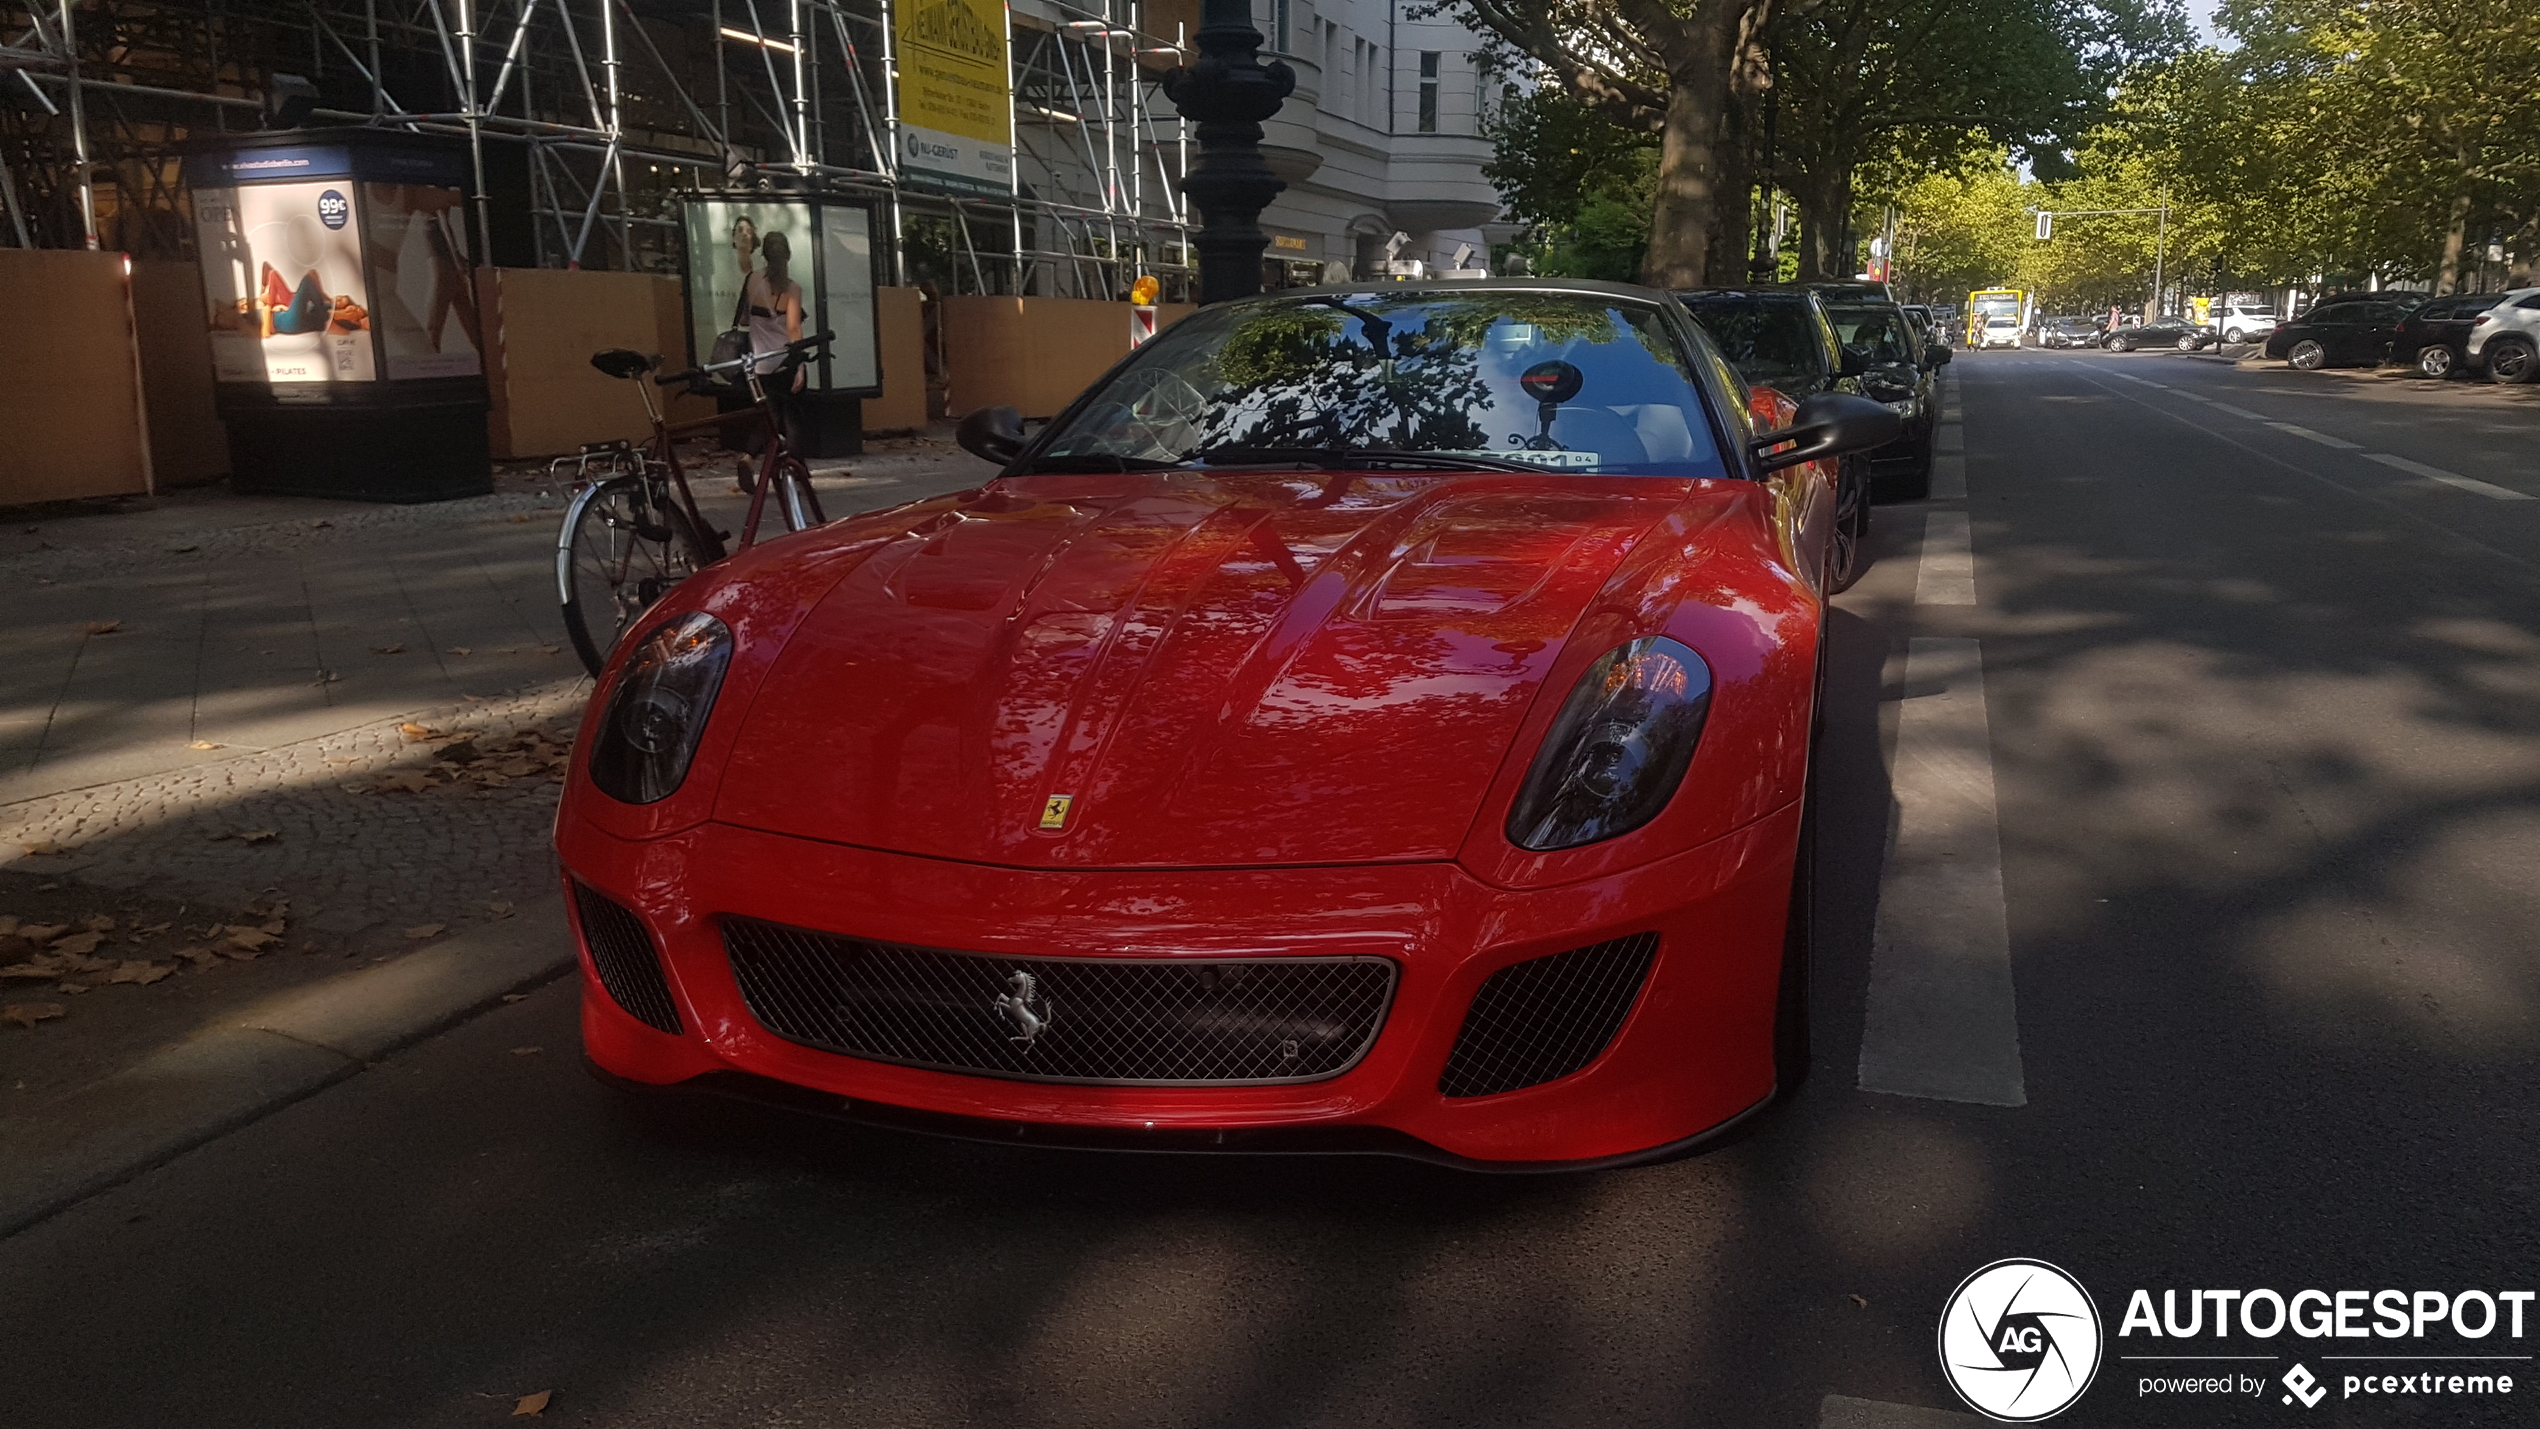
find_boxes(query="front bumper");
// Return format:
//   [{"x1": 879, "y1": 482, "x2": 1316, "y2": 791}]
[{"x1": 557, "y1": 805, "x2": 1800, "y2": 1168}]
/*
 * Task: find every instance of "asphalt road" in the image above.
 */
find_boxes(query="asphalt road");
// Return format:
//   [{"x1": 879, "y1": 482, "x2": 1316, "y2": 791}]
[{"x1": 6, "y1": 350, "x2": 2538, "y2": 1428}]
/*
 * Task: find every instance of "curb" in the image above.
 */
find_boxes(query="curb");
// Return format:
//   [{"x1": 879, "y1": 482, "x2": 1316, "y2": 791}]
[{"x1": 0, "y1": 892, "x2": 575, "y2": 1239}]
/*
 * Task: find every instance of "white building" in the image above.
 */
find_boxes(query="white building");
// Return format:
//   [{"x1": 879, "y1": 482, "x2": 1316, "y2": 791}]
[
  {"x1": 1250, "y1": 0, "x2": 1507, "y2": 284},
  {"x1": 1003, "y1": 0, "x2": 1506, "y2": 295}
]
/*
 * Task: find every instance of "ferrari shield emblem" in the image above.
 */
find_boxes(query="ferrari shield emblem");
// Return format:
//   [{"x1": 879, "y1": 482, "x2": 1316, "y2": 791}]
[{"x1": 1039, "y1": 793, "x2": 1074, "y2": 830}]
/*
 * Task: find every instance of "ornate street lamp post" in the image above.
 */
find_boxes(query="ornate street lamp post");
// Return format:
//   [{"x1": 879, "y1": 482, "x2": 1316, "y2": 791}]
[{"x1": 1161, "y1": 0, "x2": 1296, "y2": 305}]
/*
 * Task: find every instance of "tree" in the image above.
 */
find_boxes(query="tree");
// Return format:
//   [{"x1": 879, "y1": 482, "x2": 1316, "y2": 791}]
[
  {"x1": 1770, "y1": 0, "x2": 2185, "y2": 279},
  {"x1": 1445, "y1": 0, "x2": 1773, "y2": 287},
  {"x1": 1483, "y1": 89, "x2": 1660, "y2": 280},
  {"x1": 2112, "y1": 0, "x2": 2540, "y2": 293}
]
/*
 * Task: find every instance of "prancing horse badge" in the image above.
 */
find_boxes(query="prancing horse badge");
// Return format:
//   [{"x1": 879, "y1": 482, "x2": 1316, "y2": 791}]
[{"x1": 1039, "y1": 793, "x2": 1074, "y2": 830}]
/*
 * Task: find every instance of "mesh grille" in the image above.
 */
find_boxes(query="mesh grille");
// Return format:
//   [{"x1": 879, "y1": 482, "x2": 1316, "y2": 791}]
[
  {"x1": 574, "y1": 883, "x2": 682, "y2": 1034},
  {"x1": 1438, "y1": 933, "x2": 1659, "y2": 1098},
  {"x1": 723, "y1": 917, "x2": 1396, "y2": 1085}
]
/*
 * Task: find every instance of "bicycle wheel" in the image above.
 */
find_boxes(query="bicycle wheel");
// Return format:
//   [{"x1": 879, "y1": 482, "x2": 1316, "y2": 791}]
[{"x1": 558, "y1": 475, "x2": 707, "y2": 677}]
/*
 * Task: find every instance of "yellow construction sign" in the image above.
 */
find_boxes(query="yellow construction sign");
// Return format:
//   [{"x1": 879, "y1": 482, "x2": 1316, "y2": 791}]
[{"x1": 894, "y1": 0, "x2": 1013, "y2": 193}]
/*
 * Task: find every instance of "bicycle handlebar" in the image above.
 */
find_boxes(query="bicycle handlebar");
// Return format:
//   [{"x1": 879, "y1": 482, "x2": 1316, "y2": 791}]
[{"x1": 655, "y1": 331, "x2": 838, "y2": 388}]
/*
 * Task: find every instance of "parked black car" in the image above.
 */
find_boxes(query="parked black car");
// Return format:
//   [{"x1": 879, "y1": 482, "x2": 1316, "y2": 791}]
[
  {"x1": 2264, "y1": 299, "x2": 2409, "y2": 369},
  {"x1": 1678, "y1": 286, "x2": 1862, "y2": 401},
  {"x1": 2102, "y1": 318, "x2": 2212, "y2": 352},
  {"x1": 1821, "y1": 299, "x2": 1947, "y2": 499},
  {"x1": 2394, "y1": 293, "x2": 2506, "y2": 378},
  {"x1": 1806, "y1": 280, "x2": 1896, "y2": 307},
  {"x1": 1677, "y1": 284, "x2": 1880, "y2": 557},
  {"x1": 2039, "y1": 316, "x2": 2104, "y2": 349}
]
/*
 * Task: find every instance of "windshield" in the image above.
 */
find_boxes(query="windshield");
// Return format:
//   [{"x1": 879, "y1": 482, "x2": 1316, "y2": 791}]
[
  {"x1": 1682, "y1": 297, "x2": 1826, "y2": 384},
  {"x1": 1031, "y1": 291, "x2": 1729, "y2": 478},
  {"x1": 1827, "y1": 306, "x2": 1917, "y2": 361},
  {"x1": 1972, "y1": 295, "x2": 2021, "y2": 318}
]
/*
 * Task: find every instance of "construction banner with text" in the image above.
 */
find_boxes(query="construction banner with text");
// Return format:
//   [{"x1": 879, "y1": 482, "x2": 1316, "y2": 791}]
[{"x1": 894, "y1": 0, "x2": 1013, "y2": 194}]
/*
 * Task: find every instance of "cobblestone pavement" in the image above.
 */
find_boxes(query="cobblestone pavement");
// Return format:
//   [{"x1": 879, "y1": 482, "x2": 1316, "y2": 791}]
[{"x1": 0, "y1": 682, "x2": 585, "y2": 939}]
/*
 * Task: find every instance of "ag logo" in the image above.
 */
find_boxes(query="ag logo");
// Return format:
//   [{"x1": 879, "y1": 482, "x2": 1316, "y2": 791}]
[
  {"x1": 316, "y1": 189, "x2": 350, "y2": 230},
  {"x1": 1939, "y1": 1259, "x2": 2102, "y2": 1421}
]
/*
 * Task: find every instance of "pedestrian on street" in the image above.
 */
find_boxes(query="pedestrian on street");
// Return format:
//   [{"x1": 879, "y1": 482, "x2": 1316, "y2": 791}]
[{"x1": 747, "y1": 231, "x2": 809, "y2": 456}]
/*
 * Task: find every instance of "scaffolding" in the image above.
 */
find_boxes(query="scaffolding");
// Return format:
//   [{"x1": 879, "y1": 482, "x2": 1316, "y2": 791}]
[{"x1": 0, "y1": 0, "x2": 1201, "y2": 297}]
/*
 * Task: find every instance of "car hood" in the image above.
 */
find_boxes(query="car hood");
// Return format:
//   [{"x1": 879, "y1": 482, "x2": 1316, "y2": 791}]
[{"x1": 710, "y1": 470, "x2": 1692, "y2": 868}]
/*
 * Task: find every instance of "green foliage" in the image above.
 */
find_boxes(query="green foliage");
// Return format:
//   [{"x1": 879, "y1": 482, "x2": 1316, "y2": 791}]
[{"x1": 1483, "y1": 89, "x2": 1658, "y2": 282}]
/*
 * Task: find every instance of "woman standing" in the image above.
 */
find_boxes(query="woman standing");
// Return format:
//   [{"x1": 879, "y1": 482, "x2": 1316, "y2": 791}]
[{"x1": 746, "y1": 230, "x2": 809, "y2": 456}]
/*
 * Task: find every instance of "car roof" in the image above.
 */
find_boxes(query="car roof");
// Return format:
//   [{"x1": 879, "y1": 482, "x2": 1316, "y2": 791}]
[
  {"x1": 1249, "y1": 277, "x2": 1681, "y2": 305},
  {"x1": 1677, "y1": 286, "x2": 1820, "y2": 303}
]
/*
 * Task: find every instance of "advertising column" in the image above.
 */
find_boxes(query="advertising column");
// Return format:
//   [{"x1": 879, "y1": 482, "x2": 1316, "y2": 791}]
[
  {"x1": 893, "y1": 0, "x2": 1014, "y2": 195},
  {"x1": 185, "y1": 131, "x2": 491, "y2": 502}
]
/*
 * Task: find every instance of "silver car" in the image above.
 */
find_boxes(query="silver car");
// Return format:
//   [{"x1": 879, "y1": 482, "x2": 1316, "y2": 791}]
[{"x1": 2464, "y1": 288, "x2": 2540, "y2": 383}]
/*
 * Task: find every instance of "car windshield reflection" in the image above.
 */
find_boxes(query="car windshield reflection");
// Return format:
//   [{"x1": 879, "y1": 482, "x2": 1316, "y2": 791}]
[{"x1": 1027, "y1": 291, "x2": 1731, "y2": 479}]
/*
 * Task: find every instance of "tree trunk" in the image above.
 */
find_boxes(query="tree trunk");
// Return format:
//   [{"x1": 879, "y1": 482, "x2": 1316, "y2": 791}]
[
  {"x1": 1706, "y1": 95, "x2": 1755, "y2": 284},
  {"x1": 1792, "y1": 166, "x2": 1849, "y2": 281},
  {"x1": 1640, "y1": 5, "x2": 1745, "y2": 289},
  {"x1": 2433, "y1": 153, "x2": 2474, "y2": 296}
]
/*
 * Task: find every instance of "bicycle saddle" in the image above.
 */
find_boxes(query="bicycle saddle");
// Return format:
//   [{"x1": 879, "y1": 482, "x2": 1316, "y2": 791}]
[{"x1": 590, "y1": 349, "x2": 660, "y2": 380}]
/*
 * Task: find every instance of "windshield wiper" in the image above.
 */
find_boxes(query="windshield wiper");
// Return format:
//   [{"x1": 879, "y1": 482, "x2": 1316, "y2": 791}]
[
  {"x1": 1186, "y1": 445, "x2": 1552, "y2": 473},
  {"x1": 1011, "y1": 452, "x2": 1188, "y2": 474}
]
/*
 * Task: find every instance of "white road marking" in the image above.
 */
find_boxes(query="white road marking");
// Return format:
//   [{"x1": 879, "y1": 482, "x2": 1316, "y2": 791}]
[
  {"x1": 1915, "y1": 511, "x2": 1976, "y2": 605},
  {"x1": 1931, "y1": 451, "x2": 1967, "y2": 500},
  {"x1": 1860, "y1": 638, "x2": 2025, "y2": 1107},
  {"x1": 2180, "y1": 392, "x2": 2219, "y2": 403},
  {"x1": 2266, "y1": 421, "x2": 2361, "y2": 450},
  {"x1": 2364, "y1": 452, "x2": 2535, "y2": 501},
  {"x1": 2210, "y1": 402, "x2": 2265, "y2": 419},
  {"x1": 1820, "y1": 1395, "x2": 1985, "y2": 1428}
]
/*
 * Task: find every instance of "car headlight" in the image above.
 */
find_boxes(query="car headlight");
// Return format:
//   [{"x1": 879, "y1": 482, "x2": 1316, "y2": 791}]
[
  {"x1": 1507, "y1": 637, "x2": 1714, "y2": 852},
  {"x1": 588, "y1": 611, "x2": 732, "y2": 804}
]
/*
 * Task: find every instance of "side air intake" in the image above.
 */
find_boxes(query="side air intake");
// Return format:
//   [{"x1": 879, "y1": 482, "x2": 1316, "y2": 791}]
[
  {"x1": 1437, "y1": 933, "x2": 1659, "y2": 1098},
  {"x1": 573, "y1": 883, "x2": 682, "y2": 1034}
]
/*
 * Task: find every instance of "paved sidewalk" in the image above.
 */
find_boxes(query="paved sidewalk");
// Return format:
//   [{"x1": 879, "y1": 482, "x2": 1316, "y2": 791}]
[{"x1": 0, "y1": 434, "x2": 997, "y2": 1233}]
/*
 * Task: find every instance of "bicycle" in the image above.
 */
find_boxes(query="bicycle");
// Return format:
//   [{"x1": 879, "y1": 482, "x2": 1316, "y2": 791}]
[{"x1": 554, "y1": 332, "x2": 835, "y2": 677}]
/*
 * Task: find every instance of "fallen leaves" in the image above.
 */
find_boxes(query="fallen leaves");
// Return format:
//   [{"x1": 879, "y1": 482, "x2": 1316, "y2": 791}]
[
  {"x1": 448, "y1": 646, "x2": 474, "y2": 657},
  {"x1": 187, "y1": 740, "x2": 224, "y2": 751},
  {"x1": 20, "y1": 840, "x2": 70, "y2": 857},
  {"x1": 167, "y1": 543, "x2": 200, "y2": 554},
  {"x1": 2, "y1": 1003, "x2": 65, "y2": 1029},
  {"x1": 82, "y1": 620, "x2": 122, "y2": 636},
  {"x1": 208, "y1": 829, "x2": 280, "y2": 844},
  {"x1": 486, "y1": 901, "x2": 514, "y2": 918},
  {"x1": 405, "y1": 923, "x2": 446, "y2": 940},
  {"x1": 510, "y1": 1046, "x2": 543, "y2": 1056},
  {"x1": 374, "y1": 643, "x2": 407, "y2": 654},
  {"x1": 98, "y1": 960, "x2": 175, "y2": 986},
  {"x1": 361, "y1": 725, "x2": 574, "y2": 797},
  {"x1": 49, "y1": 931, "x2": 105, "y2": 957},
  {"x1": 512, "y1": 1390, "x2": 552, "y2": 1417},
  {"x1": 224, "y1": 927, "x2": 280, "y2": 955}
]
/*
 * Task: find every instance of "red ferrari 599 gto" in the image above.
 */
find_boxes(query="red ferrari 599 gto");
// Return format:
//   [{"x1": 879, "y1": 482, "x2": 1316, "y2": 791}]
[{"x1": 556, "y1": 278, "x2": 1899, "y2": 1169}]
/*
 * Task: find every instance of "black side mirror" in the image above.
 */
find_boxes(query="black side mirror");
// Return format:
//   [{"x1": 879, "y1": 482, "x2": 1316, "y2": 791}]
[
  {"x1": 1837, "y1": 345, "x2": 1869, "y2": 378},
  {"x1": 956, "y1": 404, "x2": 1027, "y2": 466},
  {"x1": 1924, "y1": 343, "x2": 1952, "y2": 368},
  {"x1": 1750, "y1": 392, "x2": 1905, "y2": 473}
]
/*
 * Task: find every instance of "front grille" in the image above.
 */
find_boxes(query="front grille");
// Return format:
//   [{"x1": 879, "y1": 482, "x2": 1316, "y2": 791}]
[
  {"x1": 574, "y1": 883, "x2": 682, "y2": 1034},
  {"x1": 722, "y1": 917, "x2": 1395, "y2": 1085},
  {"x1": 1438, "y1": 933, "x2": 1659, "y2": 1098}
]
